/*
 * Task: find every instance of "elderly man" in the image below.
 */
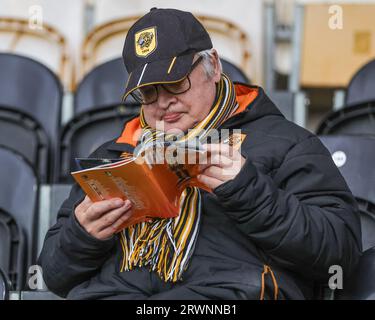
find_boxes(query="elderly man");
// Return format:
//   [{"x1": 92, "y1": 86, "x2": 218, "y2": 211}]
[{"x1": 38, "y1": 8, "x2": 361, "y2": 300}]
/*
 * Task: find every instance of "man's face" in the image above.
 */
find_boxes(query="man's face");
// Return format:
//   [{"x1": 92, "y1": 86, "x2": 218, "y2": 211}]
[{"x1": 142, "y1": 54, "x2": 221, "y2": 134}]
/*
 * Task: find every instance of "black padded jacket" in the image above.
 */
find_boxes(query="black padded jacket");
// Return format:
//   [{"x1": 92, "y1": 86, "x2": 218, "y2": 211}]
[{"x1": 38, "y1": 85, "x2": 362, "y2": 300}]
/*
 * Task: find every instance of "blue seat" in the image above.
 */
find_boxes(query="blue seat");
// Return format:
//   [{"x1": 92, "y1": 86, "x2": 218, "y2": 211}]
[
  {"x1": 0, "y1": 146, "x2": 38, "y2": 279},
  {"x1": 346, "y1": 59, "x2": 375, "y2": 107},
  {"x1": 0, "y1": 53, "x2": 63, "y2": 182}
]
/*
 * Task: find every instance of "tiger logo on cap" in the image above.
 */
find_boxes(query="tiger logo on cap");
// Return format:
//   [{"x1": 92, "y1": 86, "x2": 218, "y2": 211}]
[{"x1": 135, "y1": 27, "x2": 157, "y2": 57}]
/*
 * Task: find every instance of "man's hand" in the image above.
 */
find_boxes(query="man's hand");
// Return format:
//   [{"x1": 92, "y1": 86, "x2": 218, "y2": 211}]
[
  {"x1": 74, "y1": 196, "x2": 133, "y2": 240},
  {"x1": 197, "y1": 143, "x2": 246, "y2": 190}
]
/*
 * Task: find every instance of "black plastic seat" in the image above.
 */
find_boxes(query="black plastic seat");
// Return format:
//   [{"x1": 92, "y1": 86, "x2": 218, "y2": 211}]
[
  {"x1": 0, "y1": 53, "x2": 63, "y2": 181},
  {"x1": 75, "y1": 58, "x2": 138, "y2": 115},
  {"x1": 220, "y1": 58, "x2": 250, "y2": 84},
  {"x1": 0, "y1": 208, "x2": 25, "y2": 291},
  {"x1": 0, "y1": 107, "x2": 49, "y2": 183},
  {"x1": 335, "y1": 246, "x2": 375, "y2": 300},
  {"x1": 317, "y1": 103, "x2": 375, "y2": 136},
  {"x1": 58, "y1": 105, "x2": 140, "y2": 183},
  {"x1": 0, "y1": 146, "x2": 39, "y2": 277},
  {"x1": 346, "y1": 59, "x2": 375, "y2": 107},
  {"x1": 0, "y1": 267, "x2": 10, "y2": 300},
  {"x1": 319, "y1": 135, "x2": 375, "y2": 204}
]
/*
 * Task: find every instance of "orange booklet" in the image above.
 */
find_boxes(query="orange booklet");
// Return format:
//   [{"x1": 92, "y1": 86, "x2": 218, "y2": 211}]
[{"x1": 71, "y1": 143, "x2": 211, "y2": 230}]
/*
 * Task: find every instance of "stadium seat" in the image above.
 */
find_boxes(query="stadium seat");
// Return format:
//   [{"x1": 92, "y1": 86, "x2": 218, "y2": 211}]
[
  {"x1": 0, "y1": 208, "x2": 26, "y2": 291},
  {"x1": 0, "y1": 267, "x2": 10, "y2": 300},
  {"x1": 0, "y1": 146, "x2": 39, "y2": 283},
  {"x1": 58, "y1": 105, "x2": 140, "y2": 183},
  {"x1": 317, "y1": 103, "x2": 375, "y2": 136},
  {"x1": 335, "y1": 246, "x2": 375, "y2": 300},
  {"x1": 0, "y1": 107, "x2": 49, "y2": 183},
  {"x1": 75, "y1": 58, "x2": 138, "y2": 115},
  {"x1": 319, "y1": 135, "x2": 375, "y2": 204},
  {"x1": 220, "y1": 58, "x2": 250, "y2": 84},
  {"x1": 0, "y1": 53, "x2": 63, "y2": 181},
  {"x1": 346, "y1": 59, "x2": 375, "y2": 107}
]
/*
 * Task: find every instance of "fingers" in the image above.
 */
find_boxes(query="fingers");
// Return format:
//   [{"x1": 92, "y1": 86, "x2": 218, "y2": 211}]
[
  {"x1": 95, "y1": 200, "x2": 132, "y2": 232},
  {"x1": 197, "y1": 173, "x2": 223, "y2": 190},
  {"x1": 85, "y1": 198, "x2": 126, "y2": 221},
  {"x1": 201, "y1": 165, "x2": 232, "y2": 181},
  {"x1": 77, "y1": 195, "x2": 93, "y2": 212}
]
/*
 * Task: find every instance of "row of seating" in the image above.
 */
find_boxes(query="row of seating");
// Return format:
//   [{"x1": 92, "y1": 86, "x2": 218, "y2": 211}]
[{"x1": 0, "y1": 53, "x2": 250, "y2": 183}]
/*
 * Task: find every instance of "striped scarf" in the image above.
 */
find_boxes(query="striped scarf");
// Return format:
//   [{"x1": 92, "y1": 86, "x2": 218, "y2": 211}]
[{"x1": 119, "y1": 73, "x2": 238, "y2": 282}]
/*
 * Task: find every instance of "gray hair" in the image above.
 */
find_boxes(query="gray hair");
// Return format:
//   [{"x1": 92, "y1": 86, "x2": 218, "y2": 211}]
[{"x1": 196, "y1": 49, "x2": 222, "y2": 79}]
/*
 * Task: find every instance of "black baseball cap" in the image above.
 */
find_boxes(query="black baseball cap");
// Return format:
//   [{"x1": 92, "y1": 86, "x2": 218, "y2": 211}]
[{"x1": 121, "y1": 8, "x2": 213, "y2": 101}]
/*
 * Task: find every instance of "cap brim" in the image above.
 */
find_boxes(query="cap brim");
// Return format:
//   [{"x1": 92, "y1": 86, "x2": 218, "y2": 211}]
[{"x1": 122, "y1": 52, "x2": 195, "y2": 101}]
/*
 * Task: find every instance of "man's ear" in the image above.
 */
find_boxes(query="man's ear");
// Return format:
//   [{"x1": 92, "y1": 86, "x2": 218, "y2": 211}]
[{"x1": 210, "y1": 49, "x2": 222, "y2": 83}]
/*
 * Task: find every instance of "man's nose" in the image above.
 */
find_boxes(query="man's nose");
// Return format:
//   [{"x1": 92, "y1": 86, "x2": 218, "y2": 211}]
[{"x1": 156, "y1": 86, "x2": 177, "y2": 109}]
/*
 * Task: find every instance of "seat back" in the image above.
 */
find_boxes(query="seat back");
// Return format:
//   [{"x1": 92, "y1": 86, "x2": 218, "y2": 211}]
[
  {"x1": 0, "y1": 53, "x2": 63, "y2": 180},
  {"x1": 58, "y1": 106, "x2": 140, "y2": 183},
  {"x1": 317, "y1": 103, "x2": 375, "y2": 136},
  {"x1": 346, "y1": 59, "x2": 375, "y2": 107},
  {"x1": 319, "y1": 135, "x2": 375, "y2": 204},
  {"x1": 74, "y1": 58, "x2": 138, "y2": 115},
  {"x1": 0, "y1": 108, "x2": 49, "y2": 182},
  {"x1": 0, "y1": 146, "x2": 38, "y2": 271}
]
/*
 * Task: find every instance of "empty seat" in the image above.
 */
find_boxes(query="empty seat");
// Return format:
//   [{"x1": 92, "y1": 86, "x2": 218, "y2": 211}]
[
  {"x1": 346, "y1": 59, "x2": 375, "y2": 107},
  {"x1": 75, "y1": 58, "x2": 138, "y2": 115},
  {"x1": 0, "y1": 208, "x2": 26, "y2": 291},
  {"x1": 58, "y1": 105, "x2": 140, "y2": 183},
  {"x1": 220, "y1": 58, "x2": 250, "y2": 84},
  {"x1": 0, "y1": 146, "x2": 39, "y2": 278},
  {"x1": 317, "y1": 103, "x2": 375, "y2": 136},
  {"x1": 0, "y1": 53, "x2": 63, "y2": 181},
  {"x1": 335, "y1": 246, "x2": 375, "y2": 300},
  {"x1": 0, "y1": 108, "x2": 49, "y2": 183},
  {"x1": 319, "y1": 135, "x2": 375, "y2": 204},
  {"x1": 0, "y1": 267, "x2": 10, "y2": 300}
]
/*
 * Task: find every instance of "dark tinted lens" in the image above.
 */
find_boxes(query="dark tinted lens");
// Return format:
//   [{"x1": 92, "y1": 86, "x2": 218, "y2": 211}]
[
  {"x1": 132, "y1": 86, "x2": 157, "y2": 104},
  {"x1": 163, "y1": 77, "x2": 190, "y2": 94}
]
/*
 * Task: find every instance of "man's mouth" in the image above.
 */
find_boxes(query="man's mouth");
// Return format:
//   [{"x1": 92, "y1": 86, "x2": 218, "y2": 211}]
[{"x1": 162, "y1": 112, "x2": 183, "y2": 123}]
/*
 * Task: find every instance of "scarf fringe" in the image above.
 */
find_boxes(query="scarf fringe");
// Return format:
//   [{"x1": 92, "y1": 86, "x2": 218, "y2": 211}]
[{"x1": 120, "y1": 73, "x2": 237, "y2": 282}]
